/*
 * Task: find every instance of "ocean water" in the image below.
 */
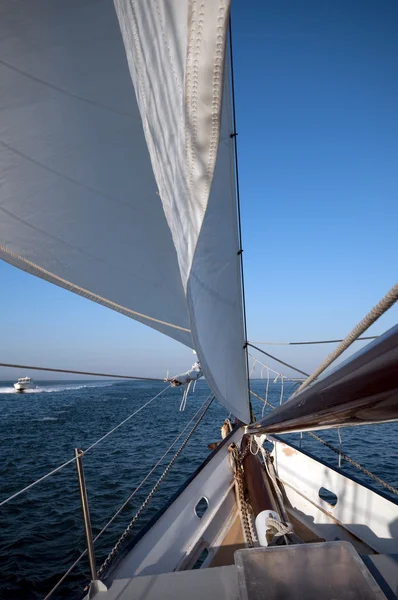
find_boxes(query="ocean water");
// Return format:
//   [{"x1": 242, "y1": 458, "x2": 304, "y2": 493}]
[{"x1": 0, "y1": 379, "x2": 397, "y2": 599}]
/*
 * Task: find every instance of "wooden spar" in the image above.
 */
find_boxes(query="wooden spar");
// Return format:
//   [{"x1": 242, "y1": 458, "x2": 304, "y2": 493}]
[
  {"x1": 240, "y1": 436, "x2": 300, "y2": 546},
  {"x1": 247, "y1": 324, "x2": 398, "y2": 435},
  {"x1": 240, "y1": 436, "x2": 278, "y2": 517}
]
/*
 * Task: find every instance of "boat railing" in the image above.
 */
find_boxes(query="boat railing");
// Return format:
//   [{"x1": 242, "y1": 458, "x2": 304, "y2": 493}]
[
  {"x1": 2, "y1": 321, "x2": 398, "y2": 597},
  {"x1": 0, "y1": 385, "x2": 214, "y2": 599}
]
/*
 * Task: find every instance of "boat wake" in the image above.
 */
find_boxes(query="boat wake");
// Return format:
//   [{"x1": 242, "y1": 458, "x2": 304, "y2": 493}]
[{"x1": 0, "y1": 382, "x2": 115, "y2": 394}]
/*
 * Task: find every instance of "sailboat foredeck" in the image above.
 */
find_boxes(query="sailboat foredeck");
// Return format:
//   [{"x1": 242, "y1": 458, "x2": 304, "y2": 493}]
[{"x1": 90, "y1": 433, "x2": 398, "y2": 600}]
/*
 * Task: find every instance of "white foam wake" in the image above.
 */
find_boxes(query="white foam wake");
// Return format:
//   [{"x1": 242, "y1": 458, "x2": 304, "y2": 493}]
[{"x1": 0, "y1": 382, "x2": 115, "y2": 394}]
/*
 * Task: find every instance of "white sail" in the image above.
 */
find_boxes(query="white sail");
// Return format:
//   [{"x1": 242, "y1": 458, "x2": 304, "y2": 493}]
[{"x1": 0, "y1": 0, "x2": 250, "y2": 422}]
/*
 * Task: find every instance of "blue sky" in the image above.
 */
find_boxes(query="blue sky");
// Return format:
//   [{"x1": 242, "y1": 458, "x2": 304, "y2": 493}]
[{"x1": 1, "y1": 0, "x2": 397, "y2": 380}]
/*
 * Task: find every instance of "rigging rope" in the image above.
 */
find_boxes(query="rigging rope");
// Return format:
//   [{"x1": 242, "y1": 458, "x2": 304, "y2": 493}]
[
  {"x1": 248, "y1": 353, "x2": 302, "y2": 416},
  {"x1": 261, "y1": 366, "x2": 270, "y2": 418},
  {"x1": 260, "y1": 447, "x2": 288, "y2": 522},
  {"x1": 0, "y1": 362, "x2": 164, "y2": 381},
  {"x1": 84, "y1": 386, "x2": 171, "y2": 454},
  {"x1": 247, "y1": 343, "x2": 310, "y2": 377},
  {"x1": 248, "y1": 352, "x2": 300, "y2": 381},
  {"x1": 295, "y1": 282, "x2": 398, "y2": 395},
  {"x1": 0, "y1": 385, "x2": 171, "y2": 508},
  {"x1": 266, "y1": 517, "x2": 294, "y2": 540},
  {"x1": 43, "y1": 548, "x2": 89, "y2": 600},
  {"x1": 97, "y1": 396, "x2": 215, "y2": 576},
  {"x1": 277, "y1": 374, "x2": 284, "y2": 405},
  {"x1": 250, "y1": 389, "x2": 275, "y2": 410},
  {"x1": 94, "y1": 394, "x2": 214, "y2": 542},
  {"x1": 0, "y1": 456, "x2": 77, "y2": 508},
  {"x1": 43, "y1": 395, "x2": 213, "y2": 599},
  {"x1": 250, "y1": 336, "x2": 379, "y2": 346}
]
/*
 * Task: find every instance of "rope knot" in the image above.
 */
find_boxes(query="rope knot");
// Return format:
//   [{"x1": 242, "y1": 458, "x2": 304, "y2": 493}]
[{"x1": 266, "y1": 517, "x2": 293, "y2": 539}]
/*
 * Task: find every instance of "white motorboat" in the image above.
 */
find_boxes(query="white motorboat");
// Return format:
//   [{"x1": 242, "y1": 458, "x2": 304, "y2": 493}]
[{"x1": 13, "y1": 377, "x2": 33, "y2": 393}]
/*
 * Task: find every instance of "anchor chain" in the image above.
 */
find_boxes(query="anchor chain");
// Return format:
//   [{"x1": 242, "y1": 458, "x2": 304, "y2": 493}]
[{"x1": 229, "y1": 442, "x2": 254, "y2": 548}]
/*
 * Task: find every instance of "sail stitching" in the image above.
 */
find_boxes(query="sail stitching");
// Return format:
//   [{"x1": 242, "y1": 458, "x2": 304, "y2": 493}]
[
  {"x1": 185, "y1": 0, "x2": 202, "y2": 208},
  {"x1": 205, "y1": 1, "x2": 227, "y2": 201}
]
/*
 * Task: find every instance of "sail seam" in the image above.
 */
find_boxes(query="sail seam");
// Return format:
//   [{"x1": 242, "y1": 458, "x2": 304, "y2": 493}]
[
  {"x1": 0, "y1": 57, "x2": 134, "y2": 119},
  {"x1": 0, "y1": 245, "x2": 191, "y2": 334},
  {"x1": 0, "y1": 138, "x2": 156, "y2": 219},
  {"x1": 0, "y1": 196, "x2": 182, "y2": 300},
  {"x1": 0, "y1": 200, "x2": 100, "y2": 263}
]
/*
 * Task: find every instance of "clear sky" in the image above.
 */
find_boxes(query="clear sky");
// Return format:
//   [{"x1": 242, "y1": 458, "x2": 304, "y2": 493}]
[{"x1": 0, "y1": 0, "x2": 397, "y2": 381}]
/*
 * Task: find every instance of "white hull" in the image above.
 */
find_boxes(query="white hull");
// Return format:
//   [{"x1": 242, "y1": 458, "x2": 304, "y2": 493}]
[
  {"x1": 95, "y1": 429, "x2": 398, "y2": 600},
  {"x1": 13, "y1": 382, "x2": 33, "y2": 392}
]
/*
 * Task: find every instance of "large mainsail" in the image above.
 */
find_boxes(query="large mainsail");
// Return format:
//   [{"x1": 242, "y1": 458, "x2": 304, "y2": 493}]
[{"x1": 0, "y1": 0, "x2": 250, "y2": 422}]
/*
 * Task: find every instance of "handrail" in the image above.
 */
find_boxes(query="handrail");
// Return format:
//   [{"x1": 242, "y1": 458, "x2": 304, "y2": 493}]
[{"x1": 43, "y1": 395, "x2": 214, "y2": 599}]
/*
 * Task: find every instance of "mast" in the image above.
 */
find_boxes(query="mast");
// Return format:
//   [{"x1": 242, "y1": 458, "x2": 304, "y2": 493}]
[{"x1": 229, "y1": 15, "x2": 252, "y2": 421}]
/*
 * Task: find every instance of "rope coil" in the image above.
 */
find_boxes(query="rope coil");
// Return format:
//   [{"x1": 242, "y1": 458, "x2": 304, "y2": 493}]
[{"x1": 266, "y1": 517, "x2": 293, "y2": 539}]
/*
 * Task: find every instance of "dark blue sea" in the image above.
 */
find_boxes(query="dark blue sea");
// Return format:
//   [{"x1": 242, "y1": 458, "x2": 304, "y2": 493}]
[{"x1": 0, "y1": 379, "x2": 397, "y2": 599}]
